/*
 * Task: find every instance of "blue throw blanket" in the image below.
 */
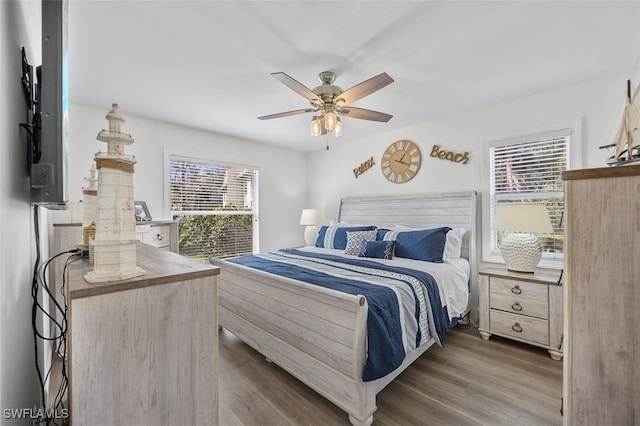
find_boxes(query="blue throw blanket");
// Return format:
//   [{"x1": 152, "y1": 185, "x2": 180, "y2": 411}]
[{"x1": 227, "y1": 249, "x2": 457, "y2": 381}]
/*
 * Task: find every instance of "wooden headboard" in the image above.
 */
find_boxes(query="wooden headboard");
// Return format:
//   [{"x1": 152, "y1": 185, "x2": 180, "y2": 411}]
[{"x1": 338, "y1": 191, "x2": 479, "y2": 321}]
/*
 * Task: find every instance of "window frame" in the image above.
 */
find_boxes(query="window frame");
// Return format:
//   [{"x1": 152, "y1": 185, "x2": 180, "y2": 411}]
[
  {"x1": 481, "y1": 119, "x2": 582, "y2": 270},
  {"x1": 164, "y1": 151, "x2": 260, "y2": 259}
]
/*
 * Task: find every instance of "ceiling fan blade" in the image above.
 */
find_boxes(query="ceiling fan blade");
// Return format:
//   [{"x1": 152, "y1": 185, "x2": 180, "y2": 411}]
[
  {"x1": 258, "y1": 108, "x2": 316, "y2": 120},
  {"x1": 336, "y1": 73, "x2": 394, "y2": 105},
  {"x1": 271, "y1": 72, "x2": 323, "y2": 104},
  {"x1": 338, "y1": 107, "x2": 393, "y2": 122}
]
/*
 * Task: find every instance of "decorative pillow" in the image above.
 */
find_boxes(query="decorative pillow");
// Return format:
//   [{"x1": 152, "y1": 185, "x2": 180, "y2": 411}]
[
  {"x1": 443, "y1": 228, "x2": 467, "y2": 261},
  {"x1": 358, "y1": 240, "x2": 396, "y2": 260},
  {"x1": 383, "y1": 226, "x2": 451, "y2": 262},
  {"x1": 315, "y1": 225, "x2": 377, "y2": 249},
  {"x1": 344, "y1": 230, "x2": 378, "y2": 255},
  {"x1": 376, "y1": 228, "x2": 390, "y2": 240}
]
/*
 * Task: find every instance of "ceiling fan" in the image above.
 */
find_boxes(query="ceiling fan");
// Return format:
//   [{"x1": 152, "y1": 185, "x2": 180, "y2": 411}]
[{"x1": 258, "y1": 71, "x2": 394, "y2": 137}]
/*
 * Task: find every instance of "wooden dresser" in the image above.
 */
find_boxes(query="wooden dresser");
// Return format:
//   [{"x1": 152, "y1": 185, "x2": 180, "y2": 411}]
[
  {"x1": 562, "y1": 166, "x2": 639, "y2": 425},
  {"x1": 67, "y1": 243, "x2": 219, "y2": 425},
  {"x1": 51, "y1": 221, "x2": 179, "y2": 331}
]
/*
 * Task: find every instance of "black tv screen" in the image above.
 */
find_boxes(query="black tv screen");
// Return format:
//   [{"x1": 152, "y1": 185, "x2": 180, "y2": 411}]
[{"x1": 31, "y1": 0, "x2": 69, "y2": 208}]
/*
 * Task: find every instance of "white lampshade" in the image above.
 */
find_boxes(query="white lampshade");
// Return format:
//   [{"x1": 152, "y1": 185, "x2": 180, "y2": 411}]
[
  {"x1": 493, "y1": 203, "x2": 553, "y2": 273},
  {"x1": 300, "y1": 209, "x2": 322, "y2": 246},
  {"x1": 493, "y1": 204, "x2": 552, "y2": 233},
  {"x1": 299, "y1": 209, "x2": 322, "y2": 226}
]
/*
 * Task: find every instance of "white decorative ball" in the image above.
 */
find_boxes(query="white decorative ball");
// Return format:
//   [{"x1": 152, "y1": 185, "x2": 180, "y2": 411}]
[{"x1": 500, "y1": 232, "x2": 542, "y2": 273}]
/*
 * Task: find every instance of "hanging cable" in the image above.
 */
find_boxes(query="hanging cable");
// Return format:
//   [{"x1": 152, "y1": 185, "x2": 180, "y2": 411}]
[{"x1": 31, "y1": 204, "x2": 80, "y2": 425}]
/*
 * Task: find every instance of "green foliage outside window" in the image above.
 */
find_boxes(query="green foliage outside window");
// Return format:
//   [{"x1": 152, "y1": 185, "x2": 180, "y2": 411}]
[{"x1": 177, "y1": 211, "x2": 253, "y2": 262}]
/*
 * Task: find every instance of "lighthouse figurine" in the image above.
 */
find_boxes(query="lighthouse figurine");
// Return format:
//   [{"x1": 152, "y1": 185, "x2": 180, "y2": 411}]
[
  {"x1": 85, "y1": 103, "x2": 144, "y2": 283},
  {"x1": 81, "y1": 163, "x2": 98, "y2": 247}
]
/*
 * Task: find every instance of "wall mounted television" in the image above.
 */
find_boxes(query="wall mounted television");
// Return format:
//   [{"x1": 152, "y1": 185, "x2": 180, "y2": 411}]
[{"x1": 27, "y1": 0, "x2": 69, "y2": 209}]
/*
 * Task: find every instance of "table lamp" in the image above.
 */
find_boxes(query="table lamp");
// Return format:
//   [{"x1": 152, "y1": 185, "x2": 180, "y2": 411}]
[
  {"x1": 493, "y1": 203, "x2": 553, "y2": 272},
  {"x1": 299, "y1": 209, "x2": 322, "y2": 246}
]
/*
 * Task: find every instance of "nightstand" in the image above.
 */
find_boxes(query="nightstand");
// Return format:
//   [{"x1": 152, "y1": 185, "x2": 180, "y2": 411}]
[{"x1": 478, "y1": 265, "x2": 563, "y2": 360}]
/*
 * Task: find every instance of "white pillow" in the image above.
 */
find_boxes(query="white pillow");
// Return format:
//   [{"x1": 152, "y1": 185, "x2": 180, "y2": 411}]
[{"x1": 443, "y1": 228, "x2": 467, "y2": 261}]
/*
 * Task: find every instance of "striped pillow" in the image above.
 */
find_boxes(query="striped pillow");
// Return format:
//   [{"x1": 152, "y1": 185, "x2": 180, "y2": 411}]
[{"x1": 315, "y1": 225, "x2": 376, "y2": 250}]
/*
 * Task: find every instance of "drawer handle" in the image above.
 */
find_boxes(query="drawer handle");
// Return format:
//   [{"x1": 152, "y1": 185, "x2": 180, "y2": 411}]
[
  {"x1": 510, "y1": 285, "x2": 522, "y2": 295},
  {"x1": 512, "y1": 322, "x2": 523, "y2": 333},
  {"x1": 511, "y1": 302, "x2": 523, "y2": 312},
  {"x1": 156, "y1": 233, "x2": 163, "y2": 241}
]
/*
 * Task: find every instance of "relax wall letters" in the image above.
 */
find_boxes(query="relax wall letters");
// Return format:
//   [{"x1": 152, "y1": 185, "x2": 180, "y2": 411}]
[
  {"x1": 353, "y1": 156, "x2": 376, "y2": 178},
  {"x1": 430, "y1": 144, "x2": 470, "y2": 164}
]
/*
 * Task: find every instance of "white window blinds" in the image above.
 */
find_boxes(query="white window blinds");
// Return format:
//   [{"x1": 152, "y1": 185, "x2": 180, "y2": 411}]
[
  {"x1": 169, "y1": 157, "x2": 258, "y2": 261},
  {"x1": 489, "y1": 129, "x2": 570, "y2": 259}
]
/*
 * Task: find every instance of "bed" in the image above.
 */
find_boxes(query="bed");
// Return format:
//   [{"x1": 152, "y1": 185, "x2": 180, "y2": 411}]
[{"x1": 210, "y1": 191, "x2": 478, "y2": 425}]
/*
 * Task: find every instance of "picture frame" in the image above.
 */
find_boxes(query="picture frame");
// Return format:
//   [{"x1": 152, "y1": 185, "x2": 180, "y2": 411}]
[{"x1": 134, "y1": 200, "x2": 151, "y2": 222}]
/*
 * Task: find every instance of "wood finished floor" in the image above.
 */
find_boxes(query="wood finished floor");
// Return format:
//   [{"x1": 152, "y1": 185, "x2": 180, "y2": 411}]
[{"x1": 219, "y1": 324, "x2": 563, "y2": 426}]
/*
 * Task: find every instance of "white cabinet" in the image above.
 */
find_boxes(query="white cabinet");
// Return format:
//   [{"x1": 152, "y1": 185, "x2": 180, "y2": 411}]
[
  {"x1": 53, "y1": 221, "x2": 178, "y2": 255},
  {"x1": 135, "y1": 220, "x2": 178, "y2": 252}
]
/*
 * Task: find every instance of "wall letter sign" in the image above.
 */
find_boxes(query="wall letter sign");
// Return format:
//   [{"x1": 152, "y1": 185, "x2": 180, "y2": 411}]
[
  {"x1": 353, "y1": 156, "x2": 376, "y2": 178},
  {"x1": 430, "y1": 144, "x2": 470, "y2": 164}
]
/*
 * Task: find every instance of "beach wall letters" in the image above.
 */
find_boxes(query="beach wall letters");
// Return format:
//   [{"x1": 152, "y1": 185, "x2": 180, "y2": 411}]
[{"x1": 430, "y1": 144, "x2": 469, "y2": 164}]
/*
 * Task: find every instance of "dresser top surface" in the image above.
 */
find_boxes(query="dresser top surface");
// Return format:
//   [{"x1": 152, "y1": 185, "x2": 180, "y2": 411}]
[
  {"x1": 69, "y1": 242, "x2": 219, "y2": 299},
  {"x1": 563, "y1": 165, "x2": 640, "y2": 181}
]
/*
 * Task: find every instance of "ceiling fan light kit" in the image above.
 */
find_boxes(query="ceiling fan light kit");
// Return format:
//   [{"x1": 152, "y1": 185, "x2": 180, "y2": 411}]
[
  {"x1": 259, "y1": 70, "x2": 394, "y2": 138},
  {"x1": 310, "y1": 114, "x2": 343, "y2": 137}
]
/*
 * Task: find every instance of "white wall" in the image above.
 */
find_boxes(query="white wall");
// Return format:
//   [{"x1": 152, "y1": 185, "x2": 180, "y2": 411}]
[
  {"x1": 1, "y1": 0, "x2": 43, "y2": 422},
  {"x1": 307, "y1": 73, "x2": 626, "y2": 243},
  {"x1": 59, "y1": 104, "x2": 309, "y2": 251}
]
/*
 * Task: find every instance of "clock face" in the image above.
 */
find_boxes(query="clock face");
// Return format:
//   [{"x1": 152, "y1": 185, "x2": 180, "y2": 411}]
[{"x1": 381, "y1": 140, "x2": 421, "y2": 183}]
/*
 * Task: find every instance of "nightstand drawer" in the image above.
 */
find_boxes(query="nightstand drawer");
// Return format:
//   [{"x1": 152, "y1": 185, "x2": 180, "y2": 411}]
[
  {"x1": 490, "y1": 310, "x2": 549, "y2": 346},
  {"x1": 490, "y1": 277, "x2": 548, "y2": 302},
  {"x1": 490, "y1": 292, "x2": 548, "y2": 319}
]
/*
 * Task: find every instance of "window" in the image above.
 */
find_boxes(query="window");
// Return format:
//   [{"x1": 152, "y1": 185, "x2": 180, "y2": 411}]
[
  {"x1": 485, "y1": 128, "x2": 572, "y2": 266},
  {"x1": 169, "y1": 156, "x2": 259, "y2": 262}
]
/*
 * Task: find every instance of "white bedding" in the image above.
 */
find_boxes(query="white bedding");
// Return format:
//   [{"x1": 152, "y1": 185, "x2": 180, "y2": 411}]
[{"x1": 297, "y1": 246, "x2": 470, "y2": 321}]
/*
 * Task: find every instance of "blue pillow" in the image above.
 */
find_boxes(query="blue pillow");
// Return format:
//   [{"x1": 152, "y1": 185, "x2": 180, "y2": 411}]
[
  {"x1": 358, "y1": 240, "x2": 396, "y2": 260},
  {"x1": 315, "y1": 225, "x2": 377, "y2": 249},
  {"x1": 383, "y1": 227, "x2": 451, "y2": 262},
  {"x1": 376, "y1": 228, "x2": 390, "y2": 240}
]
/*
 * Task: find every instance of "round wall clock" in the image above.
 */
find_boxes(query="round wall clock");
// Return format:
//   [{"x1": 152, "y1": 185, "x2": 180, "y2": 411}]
[{"x1": 381, "y1": 139, "x2": 422, "y2": 183}]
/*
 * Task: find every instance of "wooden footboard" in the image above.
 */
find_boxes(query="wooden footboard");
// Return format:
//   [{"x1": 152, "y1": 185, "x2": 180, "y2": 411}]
[{"x1": 211, "y1": 258, "x2": 379, "y2": 425}]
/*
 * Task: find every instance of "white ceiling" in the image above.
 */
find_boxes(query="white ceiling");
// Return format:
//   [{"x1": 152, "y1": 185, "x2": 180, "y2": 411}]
[{"x1": 68, "y1": 1, "x2": 640, "y2": 152}]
